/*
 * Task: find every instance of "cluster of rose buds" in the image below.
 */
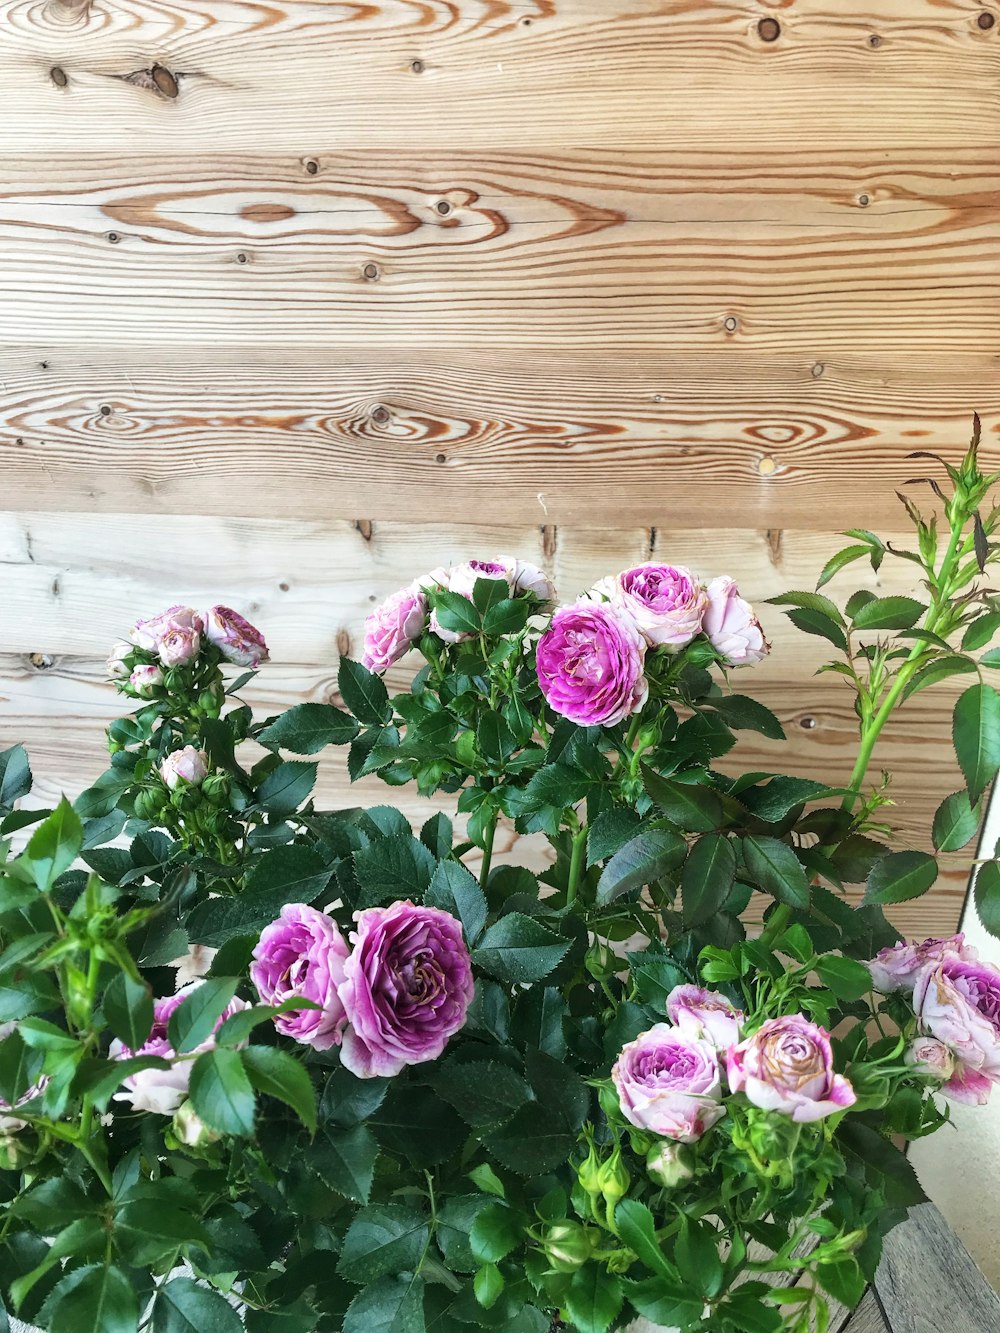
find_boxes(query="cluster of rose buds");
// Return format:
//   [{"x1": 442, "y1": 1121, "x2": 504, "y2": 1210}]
[{"x1": 106, "y1": 603, "x2": 269, "y2": 700}]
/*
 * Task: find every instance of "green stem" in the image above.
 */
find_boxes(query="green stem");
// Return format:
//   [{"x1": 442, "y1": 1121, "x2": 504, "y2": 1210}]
[
  {"x1": 566, "y1": 824, "x2": 588, "y2": 907},
  {"x1": 478, "y1": 811, "x2": 498, "y2": 890}
]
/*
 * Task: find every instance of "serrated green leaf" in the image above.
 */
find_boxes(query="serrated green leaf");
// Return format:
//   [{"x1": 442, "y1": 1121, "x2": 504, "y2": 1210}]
[
  {"x1": 431, "y1": 1058, "x2": 532, "y2": 1128},
  {"x1": 103, "y1": 974, "x2": 154, "y2": 1053},
  {"x1": 338, "y1": 657, "x2": 392, "y2": 725},
  {"x1": 433, "y1": 590, "x2": 482, "y2": 636},
  {"x1": 167, "y1": 978, "x2": 239, "y2": 1055},
  {"x1": 152, "y1": 1277, "x2": 243, "y2": 1333},
  {"x1": 241, "y1": 1045, "x2": 317, "y2": 1133},
  {"x1": 852, "y1": 595, "x2": 926, "y2": 632},
  {"x1": 258, "y1": 703, "x2": 358, "y2": 754},
  {"x1": 424, "y1": 861, "x2": 488, "y2": 947},
  {"x1": 255, "y1": 760, "x2": 317, "y2": 816},
  {"x1": 641, "y1": 765, "x2": 723, "y2": 832},
  {"x1": 974, "y1": 860, "x2": 1000, "y2": 939},
  {"x1": 785, "y1": 607, "x2": 849, "y2": 653},
  {"x1": 864, "y1": 851, "x2": 938, "y2": 905},
  {"x1": 46, "y1": 1265, "x2": 138, "y2": 1333},
  {"x1": 709, "y1": 694, "x2": 785, "y2": 740},
  {"x1": 767, "y1": 591, "x2": 845, "y2": 625},
  {"x1": 189, "y1": 1047, "x2": 255, "y2": 1137},
  {"x1": 338, "y1": 1203, "x2": 429, "y2": 1284},
  {"x1": 953, "y1": 683, "x2": 1000, "y2": 804},
  {"x1": 816, "y1": 544, "x2": 872, "y2": 590},
  {"x1": 308, "y1": 1124, "x2": 379, "y2": 1203},
  {"x1": 24, "y1": 798, "x2": 83, "y2": 892},
  {"x1": 963, "y1": 612, "x2": 1000, "y2": 652},
  {"x1": 932, "y1": 790, "x2": 982, "y2": 852},
  {"x1": 472, "y1": 914, "x2": 569, "y2": 983},
  {"x1": 681, "y1": 833, "x2": 737, "y2": 927},
  {"x1": 596, "y1": 829, "x2": 686, "y2": 904},
  {"x1": 741, "y1": 836, "x2": 810, "y2": 909}
]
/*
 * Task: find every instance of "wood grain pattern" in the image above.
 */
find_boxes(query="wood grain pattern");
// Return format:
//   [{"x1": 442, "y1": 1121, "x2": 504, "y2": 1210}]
[{"x1": 839, "y1": 1290, "x2": 888, "y2": 1332}]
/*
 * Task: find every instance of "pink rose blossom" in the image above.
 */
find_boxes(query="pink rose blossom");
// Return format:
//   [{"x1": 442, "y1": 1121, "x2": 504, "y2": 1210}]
[
  {"x1": 703, "y1": 576, "x2": 769, "y2": 667},
  {"x1": 203, "y1": 606, "x2": 269, "y2": 667},
  {"x1": 867, "y1": 934, "x2": 974, "y2": 994},
  {"x1": 411, "y1": 566, "x2": 451, "y2": 594},
  {"x1": 914, "y1": 955, "x2": 1000, "y2": 1105},
  {"x1": 157, "y1": 622, "x2": 202, "y2": 667},
  {"x1": 160, "y1": 746, "x2": 208, "y2": 791},
  {"x1": 905, "y1": 1037, "x2": 955, "y2": 1082},
  {"x1": 251, "y1": 904, "x2": 350, "y2": 1051},
  {"x1": 431, "y1": 559, "x2": 513, "y2": 644},
  {"x1": 110, "y1": 985, "x2": 249, "y2": 1115},
  {"x1": 610, "y1": 564, "x2": 708, "y2": 648},
  {"x1": 106, "y1": 641, "x2": 133, "y2": 680},
  {"x1": 727, "y1": 1015, "x2": 856, "y2": 1123},
  {"x1": 536, "y1": 601, "x2": 648, "y2": 727},
  {"x1": 612, "y1": 1023, "x2": 725, "y2": 1142},
  {"x1": 131, "y1": 606, "x2": 203, "y2": 654},
  {"x1": 666, "y1": 984, "x2": 744, "y2": 1049},
  {"x1": 338, "y1": 900, "x2": 474, "y2": 1078},
  {"x1": 512, "y1": 559, "x2": 555, "y2": 605},
  {"x1": 129, "y1": 664, "x2": 164, "y2": 698},
  {"x1": 362, "y1": 587, "x2": 427, "y2": 674}
]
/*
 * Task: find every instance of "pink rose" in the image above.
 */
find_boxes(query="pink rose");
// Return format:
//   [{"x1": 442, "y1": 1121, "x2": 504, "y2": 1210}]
[
  {"x1": 129, "y1": 664, "x2": 164, "y2": 698},
  {"x1": 512, "y1": 558, "x2": 555, "y2": 605},
  {"x1": 666, "y1": 984, "x2": 744, "y2": 1049},
  {"x1": 203, "y1": 605, "x2": 269, "y2": 667},
  {"x1": 411, "y1": 566, "x2": 451, "y2": 594},
  {"x1": 727, "y1": 1015, "x2": 856, "y2": 1123},
  {"x1": 157, "y1": 623, "x2": 202, "y2": 667},
  {"x1": 106, "y1": 641, "x2": 133, "y2": 680},
  {"x1": 131, "y1": 606, "x2": 203, "y2": 653},
  {"x1": 610, "y1": 564, "x2": 707, "y2": 648},
  {"x1": 111, "y1": 985, "x2": 249, "y2": 1115},
  {"x1": 914, "y1": 956, "x2": 1000, "y2": 1105},
  {"x1": 703, "y1": 577, "x2": 769, "y2": 667},
  {"x1": 868, "y1": 934, "x2": 974, "y2": 993},
  {"x1": 431, "y1": 558, "x2": 513, "y2": 643},
  {"x1": 160, "y1": 746, "x2": 208, "y2": 791},
  {"x1": 251, "y1": 904, "x2": 350, "y2": 1051},
  {"x1": 905, "y1": 1037, "x2": 955, "y2": 1082},
  {"x1": 612, "y1": 1023, "x2": 725, "y2": 1142},
  {"x1": 362, "y1": 587, "x2": 427, "y2": 674},
  {"x1": 536, "y1": 601, "x2": 648, "y2": 727},
  {"x1": 338, "y1": 901, "x2": 474, "y2": 1078}
]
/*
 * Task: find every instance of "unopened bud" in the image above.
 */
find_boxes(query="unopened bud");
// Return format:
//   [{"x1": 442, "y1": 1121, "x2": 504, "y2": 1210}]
[
  {"x1": 172, "y1": 1100, "x2": 220, "y2": 1151},
  {"x1": 596, "y1": 1146, "x2": 629, "y2": 1210},
  {"x1": 646, "y1": 1141, "x2": 694, "y2": 1189},
  {"x1": 201, "y1": 773, "x2": 230, "y2": 805},
  {"x1": 541, "y1": 1220, "x2": 597, "y2": 1273}
]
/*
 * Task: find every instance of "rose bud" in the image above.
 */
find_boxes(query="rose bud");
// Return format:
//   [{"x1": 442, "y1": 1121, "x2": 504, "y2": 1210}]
[
  {"x1": 361, "y1": 587, "x2": 427, "y2": 674},
  {"x1": 106, "y1": 641, "x2": 133, "y2": 680},
  {"x1": 203, "y1": 606, "x2": 269, "y2": 667},
  {"x1": 541, "y1": 1221, "x2": 598, "y2": 1274},
  {"x1": 159, "y1": 746, "x2": 209, "y2": 791},
  {"x1": 612, "y1": 1024, "x2": 725, "y2": 1143},
  {"x1": 703, "y1": 576, "x2": 769, "y2": 667},
  {"x1": 646, "y1": 1141, "x2": 694, "y2": 1189},
  {"x1": 511, "y1": 558, "x2": 555, "y2": 605},
  {"x1": 727, "y1": 1015, "x2": 856, "y2": 1122},
  {"x1": 431, "y1": 559, "x2": 514, "y2": 643},
  {"x1": 666, "y1": 984, "x2": 744, "y2": 1049},
  {"x1": 536, "y1": 601, "x2": 648, "y2": 727},
  {"x1": 129, "y1": 664, "x2": 164, "y2": 698},
  {"x1": 905, "y1": 1037, "x2": 955, "y2": 1082},
  {"x1": 609, "y1": 563, "x2": 708, "y2": 649},
  {"x1": 172, "y1": 1100, "x2": 220, "y2": 1150}
]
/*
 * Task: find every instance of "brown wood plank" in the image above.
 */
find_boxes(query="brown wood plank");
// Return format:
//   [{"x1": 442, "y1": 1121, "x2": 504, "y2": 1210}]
[
  {"x1": 0, "y1": 1, "x2": 997, "y2": 153},
  {"x1": 840, "y1": 1289, "x2": 889, "y2": 1333},
  {"x1": 873, "y1": 1202, "x2": 1000, "y2": 1332},
  {"x1": 0, "y1": 352, "x2": 994, "y2": 526}
]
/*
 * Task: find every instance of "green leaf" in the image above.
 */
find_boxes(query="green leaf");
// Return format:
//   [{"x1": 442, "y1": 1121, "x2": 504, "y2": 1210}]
[
  {"x1": 167, "y1": 978, "x2": 239, "y2": 1055},
  {"x1": 470, "y1": 1202, "x2": 526, "y2": 1264},
  {"x1": 767, "y1": 591, "x2": 845, "y2": 625},
  {"x1": 258, "y1": 702, "x2": 358, "y2": 754},
  {"x1": 431, "y1": 1058, "x2": 532, "y2": 1128},
  {"x1": 641, "y1": 766, "x2": 723, "y2": 832},
  {"x1": 622, "y1": 1277, "x2": 703, "y2": 1329},
  {"x1": 24, "y1": 798, "x2": 83, "y2": 892},
  {"x1": 864, "y1": 850, "x2": 938, "y2": 905},
  {"x1": 425, "y1": 860, "x2": 488, "y2": 945},
  {"x1": 816, "y1": 544, "x2": 873, "y2": 590},
  {"x1": 963, "y1": 611, "x2": 1000, "y2": 651},
  {"x1": 339, "y1": 657, "x2": 392, "y2": 725},
  {"x1": 152, "y1": 1277, "x2": 243, "y2": 1333},
  {"x1": 596, "y1": 829, "x2": 686, "y2": 905},
  {"x1": 614, "y1": 1201, "x2": 679, "y2": 1282},
  {"x1": 472, "y1": 913, "x2": 569, "y2": 983},
  {"x1": 902, "y1": 653, "x2": 977, "y2": 701},
  {"x1": 953, "y1": 682, "x2": 1000, "y2": 804},
  {"x1": 814, "y1": 955, "x2": 873, "y2": 1002},
  {"x1": 477, "y1": 711, "x2": 517, "y2": 767},
  {"x1": 189, "y1": 1047, "x2": 256, "y2": 1137},
  {"x1": 46, "y1": 1265, "x2": 139, "y2": 1333},
  {"x1": 675, "y1": 1216, "x2": 723, "y2": 1299},
  {"x1": 816, "y1": 1258, "x2": 866, "y2": 1311},
  {"x1": 838, "y1": 1121, "x2": 927, "y2": 1208},
  {"x1": 73, "y1": 766, "x2": 134, "y2": 819},
  {"x1": 785, "y1": 607, "x2": 849, "y2": 653},
  {"x1": 932, "y1": 790, "x2": 982, "y2": 852},
  {"x1": 468, "y1": 1163, "x2": 506, "y2": 1198},
  {"x1": 587, "y1": 809, "x2": 642, "y2": 866},
  {"x1": 255, "y1": 761, "x2": 317, "y2": 816},
  {"x1": 433, "y1": 590, "x2": 482, "y2": 636},
  {"x1": 852, "y1": 595, "x2": 926, "y2": 631},
  {"x1": 709, "y1": 695, "x2": 785, "y2": 741},
  {"x1": 0, "y1": 745, "x2": 31, "y2": 809},
  {"x1": 354, "y1": 834, "x2": 436, "y2": 907},
  {"x1": 483, "y1": 598, "x2": 532, "y2": 636},
  {"x1": 102, "y1": 973, "x2": 154, "y2": 1053},
  {"x1": 343, "y1": 1275, "x2": 425, "y2": 1333},
  {"x1": 981, "y1": 647, "x2": 1000, "y2": 668},
  {"x1": 338, "y1": 1203, "x2": 430, "y2": 1284},
  {"x1": 241, "y1": 1044, "x2": 317, "y2": 1133},
  {"x1": 319, "y1": 1067, "x2": 391, "y2": 1126},
  {"x1": 186, "y1": 845, "x2": 331, "y2": 947},
  {"x1": 741, "y1": 836, "x2": 810, "y2": 909},
  {"x1": 975, "y1": 859, "x2": 1000, "y2": 939},
  {"x1": 114, "y1": 1201, "x2": 210, "y2": 1267},
  {"x1": 308, "y1": 1124, "x2": 379, "y2": 1203},
  {"x1": 738, "y1": 776, "x2": 848, "y2": 823},
  {"x1": 215, "y1": 996, "x2": 320, "y2": 1046},
  {"x1": 565, "y1": 1265, "x2": 623, "y2": 1333},
  {"x1": 681, "y1": 834, "x2": 737, "y2": 928}
]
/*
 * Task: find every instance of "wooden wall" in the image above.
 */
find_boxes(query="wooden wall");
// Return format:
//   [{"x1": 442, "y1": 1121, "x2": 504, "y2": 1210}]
[{"x1": 2, "y1": 0, "x2": 998, "y2": 934}]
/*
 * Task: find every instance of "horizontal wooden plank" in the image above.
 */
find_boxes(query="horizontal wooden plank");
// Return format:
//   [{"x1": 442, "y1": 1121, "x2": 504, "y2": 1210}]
[
  {"x1": 0, "y1": 350, "x2": 993, "y2": 526},
  {"x1": 0, "y1": 650, "x2": 973, "y2": 936},
  {"x1": 0, "y1": 150, "x2": 997, "y2": 349},
  {"x1": 0, "y1": 0, "x2": 996, "y2": 153}
]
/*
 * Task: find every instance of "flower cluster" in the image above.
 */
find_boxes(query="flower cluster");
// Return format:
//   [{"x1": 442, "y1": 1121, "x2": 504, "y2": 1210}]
[
  {"x1": 868, "y1": 934, "x2": 1000, "y2": 1105},
  {"x1": 612, "y1": 986, "x2": 855, "y2": 1144},
  {"x1": 106, "y1": 603, "x2": 269, "y2": 696},
  {"x1": 252, "y1": 899, "x2": 474, "y2": 1079}
]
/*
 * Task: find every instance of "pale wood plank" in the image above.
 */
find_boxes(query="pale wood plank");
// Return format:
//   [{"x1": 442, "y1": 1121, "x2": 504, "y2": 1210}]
[{"x1": 839, "y1": 1289, "x2": 888, "y2": 1333}]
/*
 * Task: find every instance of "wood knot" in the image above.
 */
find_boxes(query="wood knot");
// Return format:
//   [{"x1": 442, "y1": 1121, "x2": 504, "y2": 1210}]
[
  {"x1": 410, "y1": 58, "x2": 425, "y2": 74},
  {"x1": 50, "y1": 66, "x2": 68, "y2": 88},
  {"x1": 29, "y1": 652, "x2": 55, "y2": 671},
  {"x1": 436, "y1": 200, "x2": 453, "y2": 216},
  {"x1": 370, "y1": 405, "x2": 390, "y2": 426},
  {"x1": 868, "y1": 33, "x2": 882, "y2": 47},
  {"x1": 757, "y1": 456, "x2": 776, "y2": 476},
  {"x1": 362, "y1": 262, "x2": 380, "y2": 281},
  {"x1": 799, "y1": 715, "x2": 818, "y2": 730},
  {"x1": 757, "y1": 17, "x2": 780, "y2": 41},
  {"x1": 151, "y1": 64, "x2": 179, "y2": 98},
  {"x1": 723, "y1": 315, "x2": 739, "y2": 334},
  {"x1": 978, "y1": 10, "x2": 995, "y2": 28},
  {"x1": 541, "y1": 524, "x2": 558, "y2": 560},
  {"x1": 354, "y1": 519, "x2": 374, "y2": 542},
  {"x1": 304, "y1": 157, "x2": 319, "y2": 175},
  {"x1": 336, "y1": 629, "x2": 352, "y2": 658},
  {"x1": 811, "y1": 361, "x2": 825, "y2": 378}
]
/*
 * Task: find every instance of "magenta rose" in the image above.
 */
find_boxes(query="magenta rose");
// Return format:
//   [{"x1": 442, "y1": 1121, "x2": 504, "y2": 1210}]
[
  {"x1": 536, "y1": 602, "x2": 648, "y2": 727},
  {"x1": 338, "y1": 901, "x2": 474, "y2": 1078},
  {"x1": 727, "y1": 1015, "x2": 856, "y2": 1123},
  {"x1": 867, "y1": 934, "x2": 973, "y2": 993},
  {"x1": 203, "y1": 606, "x2": 269, "y2": 667},
  {"x1": 362, "y1": 587, "x2": 427, "y2": 674},
  {"x1": 703, "y1": 577, "x2": 769, "y2": 667},
  {"x1": 612, "y1": 1023, "x2": 725, "y2": 1142},
  {"x1": 610, "y1": 564, "x2": 707, "y2": 648},
  {"x1": 913, "y1": 955, "x2": 1000, "y2": 1105},
  {"x1": 251, "y1": 904, "x2": 350, "y2": 1051},
  {"x1": 110, "y1": 985, "x2": 249, "y2": 1115},
  {"x1": 160, "y1": 746, "x2": 208, "y2": 791},
  {"x1": 666, "y1": 984, "x2": 744, "y2": 1049}
]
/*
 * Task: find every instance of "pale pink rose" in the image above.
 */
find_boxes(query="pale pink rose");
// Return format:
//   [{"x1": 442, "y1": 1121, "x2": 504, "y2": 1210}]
[
  {"x1": 130, "y1": 606, "x2": 203, "y2": 652},
  {"x1": 727, "y1": 1015, "x2": 856, "y2": 1123},
  {"x1": 160, "y1": 746, "x2": 208, "y2": 791},
  {"x1": 106, "y1": 641, "x2": 133, "y2": 680},
  {"x1": 129, "y1": 664, "x2": 164, "y2": 698},
  {"x1": 703, "y1": 576, "x2": 769, "y2": 667},
  {"x1": 905, "y1": 1037, "x2": 955, "y2": 1082},
  {"x1": 612, "y1": 1023, "x2": 725, "y2": 1143},
  {"x1": 868, "y1": 934, "x2": 974, "y2": 994},
  {"x1": 158, "y1": 623, "x2": 201, "y2": 667},
  {"x1": 410, "y1": 566, "x2": 451, "y2": 594},
  {"x1": 362, "y1": 587, "x2": 427, "y2": 674},
  {"x1": 203, "y1": 606, "x2": 269, "y2": 667},
  {"x1": 512, "y1": 559, "x2": 556, "y2": 605},
  {"x1": 610, "y1": 564, "x2": 708, "y2": 648},
  {"x1": 431, "y1": 558, "x2": 513, "y2": 644},
  {"x1": 914, "y1": 956, "x2": 1000, "y2": 1105},
  {"x1": 666, "y1": 984, "x2": 744, "y2": 1049}
]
